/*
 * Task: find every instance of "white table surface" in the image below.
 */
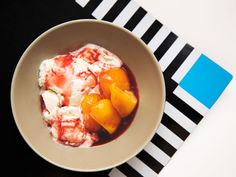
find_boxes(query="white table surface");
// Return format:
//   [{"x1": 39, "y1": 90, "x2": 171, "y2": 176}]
[{"x1": 135, "y1": 0, "x2": 236, "y2": 177}]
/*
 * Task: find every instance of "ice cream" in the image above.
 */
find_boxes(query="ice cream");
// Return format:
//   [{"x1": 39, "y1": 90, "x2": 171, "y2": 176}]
[{"x1": 38, "y1": 43, "x2": 138, "y2": 147}]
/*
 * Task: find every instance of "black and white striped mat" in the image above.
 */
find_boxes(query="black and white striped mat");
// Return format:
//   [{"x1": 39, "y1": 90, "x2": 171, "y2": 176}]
[{"x1": 75, "y1": 0, "x2": 232, "y2": 176}]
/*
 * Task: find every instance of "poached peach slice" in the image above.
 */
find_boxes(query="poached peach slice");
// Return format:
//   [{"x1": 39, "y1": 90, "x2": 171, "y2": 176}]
[
  {"x1": 81, "y1": 93, "x2": 102, "y2": 114},
  {"x1": 110, "y1": 84, "x2": 137, "y2": 118},
  {"x1": 81, "y1": 94, "x2": 102, "y2": 132},
  {"x1": 99, "y1": 67, "x2": 130, "y2": 98},
  {"x1": 83, "y1": 114, "x2": 102, "y2": 132},
  {"x1": 90, "y1": 99, "x2": 121, "y2": 134}
]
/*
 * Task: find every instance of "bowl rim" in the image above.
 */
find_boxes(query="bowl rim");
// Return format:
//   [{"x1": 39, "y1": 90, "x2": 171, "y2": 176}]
[{"x1": 10, "y1": 19, "x2": 166, "y2": 172}]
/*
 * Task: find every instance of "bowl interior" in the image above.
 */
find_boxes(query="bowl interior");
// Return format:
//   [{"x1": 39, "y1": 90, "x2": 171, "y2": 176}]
[{"x1": 11, "y1": 20, "x2": 165, "y2": 171}]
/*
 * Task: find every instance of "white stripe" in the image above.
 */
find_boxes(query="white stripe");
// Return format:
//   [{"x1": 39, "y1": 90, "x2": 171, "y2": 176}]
[
  {"x1": 147, "y1": 26, "x2": 171, "y2": 53},
  {"x1": 159, "y1": 38, "x2": 186, "y2": 71},
  {"x1": 144, "y1": 142, "x2": 170, "y2": 166},
  {"x1": 127, "y1": 156, "x2": 158, "y2": 177},
  {"x1": 164, "y1": 102, "x2": 197, "y2": 133},
  {"x1": 156, "y1": 123, "x2": 183, "y2": 149},
  {"x1": 75, "y1": 0, "x2": 89, "y2": 7},
  {"x1": 92, "y1": 0, "x2": 117, "y2": 20},
  {"x1": 174, "y1": 86, "x2": 209, "y2": 115},
  {"x1": 109, "y1": 168, "x2": 126, "y2": 177},
  {"x1": 132, "y1": 13, "x2": 156, "y2": 38},
  {"x1": 172, "y1": 49, "x2": 201, "y2": 83},
  {"x1": 113, "y1": 1, "x2": 139, "y2": 27}
]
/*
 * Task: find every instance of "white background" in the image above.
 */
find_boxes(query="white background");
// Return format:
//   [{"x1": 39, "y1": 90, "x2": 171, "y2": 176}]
[{"x1": 136, "y1": 0, "x2": 236, "y2": 177}]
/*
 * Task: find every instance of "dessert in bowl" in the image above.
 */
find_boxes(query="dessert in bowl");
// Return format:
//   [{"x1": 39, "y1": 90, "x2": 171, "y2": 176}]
[
  {"x1": 11, "y1": 20, "x2": 165, "y2": 171},
  {"x1": 39, "y1": 43, "x2": 139, "y2": 147}
]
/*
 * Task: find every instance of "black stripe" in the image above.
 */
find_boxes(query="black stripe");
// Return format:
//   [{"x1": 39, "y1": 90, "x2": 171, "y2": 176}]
[
  {"x1": 166, "y1": 93, "x2": 203, "y2": 124},
  {"x1": 84, "y1": 0, "x2": 103, "y2": 15},
  {"x1": 163, "y1": 76, "x2": 178, "y2": 97},
  {"x1": 164, "y1": 44, "x2": 194, "y2": 78},
  {"x1": 102, "y1": 0, "x2": 131, "y2": 22},
  {"x1": 124, "y1": 7, "x2": 146, "y2": 31},
  {"x1": 117, "y1": 163, "x2": 142, "y2": 177},
  {"x1": 151, "y1": 133, "x2": 176, "y2": 157},
  {"x1": 141, "y1": 20, "x2": 163, "y2": 44},
  {"x1": 137, "y1": 150, "x2": 164, "y2": 174},
  {"x1": 154, "y1": 32, "x2": 178, "y2": 61},
  {"x1": 161, "y1": 113, "x2": 190, "y2": 140}
]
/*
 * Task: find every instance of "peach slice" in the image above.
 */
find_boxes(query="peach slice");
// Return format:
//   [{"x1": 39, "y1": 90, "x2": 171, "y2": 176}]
[
  {"x1": 110, "y1": 84, "x2": 137, "y2": 118},
  {"x1": 81, "y1": 94, "x2": 102, "y2": 132},
  {"x1": 83, "y1": 114, "x2": 102, "y2": 132},
  {"x1": 90, "y1": 99, "x2": 121, "y2": 134},
  {"x1": 81, "y1": 93, "x2": 102, "y2": 114},
  {"x1": 99, "y1": 67, "x2": 130, "y2": 98}
]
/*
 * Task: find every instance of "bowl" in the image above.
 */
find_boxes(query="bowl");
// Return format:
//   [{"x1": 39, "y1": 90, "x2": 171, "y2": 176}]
[{"x1": 11, "y1": 19, "x2": 165, "y2": 172}]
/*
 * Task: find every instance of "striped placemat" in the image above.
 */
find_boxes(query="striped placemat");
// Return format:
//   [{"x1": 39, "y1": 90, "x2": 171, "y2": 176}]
[{"x1": 75, "y1": 0, "x2": 233, "y2": 176}]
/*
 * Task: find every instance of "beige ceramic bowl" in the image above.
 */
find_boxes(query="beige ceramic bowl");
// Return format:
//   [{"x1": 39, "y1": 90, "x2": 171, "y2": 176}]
[{"x1": 11, "y1": 19, "x2": 165, "y2": 172}]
